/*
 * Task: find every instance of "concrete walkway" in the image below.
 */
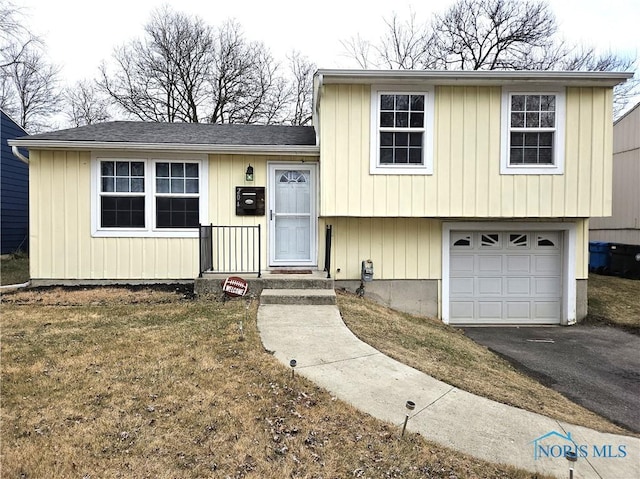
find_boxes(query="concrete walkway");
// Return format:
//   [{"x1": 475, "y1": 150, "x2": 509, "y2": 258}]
[{"x1": 258, "y1": 304, "x2": 640, "y2": 479}]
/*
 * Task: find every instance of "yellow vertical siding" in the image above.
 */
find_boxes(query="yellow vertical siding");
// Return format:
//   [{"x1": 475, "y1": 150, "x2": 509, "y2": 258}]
[
  {"x1": 576, "y1": 218, "x2": 589, "y2": 279},
  {"x1": 320, "y1": 84, "x2": 614, "y2": 219},
  {"x1": 30, "y1": 150, "x2": 318, "y2": 280},
  {"x1": 327, "y1": 217, "x2": 442, "y2": 280}
]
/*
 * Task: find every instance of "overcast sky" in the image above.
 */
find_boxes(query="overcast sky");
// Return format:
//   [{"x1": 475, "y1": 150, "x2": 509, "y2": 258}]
[{"x1": 17, "y1": 0, "x2": 640, "y2": 88}]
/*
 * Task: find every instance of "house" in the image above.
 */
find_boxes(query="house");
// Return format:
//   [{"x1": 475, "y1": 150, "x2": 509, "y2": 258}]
[
  {"x1": 589, "y1": 101, "x2": 640, "y2": 245},
  {"x1": 1, "y1": 109, "x2": 29, "y2": 254},
  {"x1": 8, "y1": 69, "x2": 632, "y2": 325}
]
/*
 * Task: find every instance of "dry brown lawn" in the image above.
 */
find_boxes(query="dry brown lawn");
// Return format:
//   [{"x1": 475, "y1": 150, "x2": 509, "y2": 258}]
[
  {"x1": 587, "y1": 273, "x2": 640, "y2": 331},
  {"x1": 337, "y1": 290, "x2": 634, "y2": 438},
  {"x1": 1, "y1": 286, "x2": 549, "y2": 479},
  {"x1": 0, "y1": 253, "x2": 29, "y2": 286}
]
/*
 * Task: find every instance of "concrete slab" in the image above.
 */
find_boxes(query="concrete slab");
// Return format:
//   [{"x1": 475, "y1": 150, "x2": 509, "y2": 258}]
[
  {"x1": 260, "y1": 288, "x2": 337, "y2": 305},
  {"x1": 258, "y1": 303, "x2": 640, "y2": 479}
]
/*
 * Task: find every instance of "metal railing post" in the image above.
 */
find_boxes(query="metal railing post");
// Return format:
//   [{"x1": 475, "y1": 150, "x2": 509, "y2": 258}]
[{"x1": 325, "y1": 224, "x2": 332, "y2": 279}]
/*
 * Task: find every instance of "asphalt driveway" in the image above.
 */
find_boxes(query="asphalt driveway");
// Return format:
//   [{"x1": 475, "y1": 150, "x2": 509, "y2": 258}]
[{"x1": 462, "y1": 325, "x2": 640, "y2": 433}]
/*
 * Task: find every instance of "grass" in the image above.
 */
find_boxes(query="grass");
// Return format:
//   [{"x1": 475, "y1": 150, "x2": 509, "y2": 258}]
[
  {"x1": 586, "y1": 273, "x2": 640, "y2": 332},
  {"x1": 337, "y1": 290, "x2": 635, "y2": 438},
  {"x1": 0, "y1": 253, "x2": 29, "y2": 286},
  {"x1": 1, "y1": 286, "x2": 549, "y2": 479}
]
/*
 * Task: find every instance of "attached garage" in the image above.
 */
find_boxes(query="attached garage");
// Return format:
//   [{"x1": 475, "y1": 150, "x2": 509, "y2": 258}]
[{"x1": 442, "y1": 223, "x2": 577, "y2": 326}]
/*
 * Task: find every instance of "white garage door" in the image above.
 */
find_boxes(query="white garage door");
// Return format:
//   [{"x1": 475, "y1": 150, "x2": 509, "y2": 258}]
[{"x1": 449, "y1": 231, "x2": 563, "y2": 324}]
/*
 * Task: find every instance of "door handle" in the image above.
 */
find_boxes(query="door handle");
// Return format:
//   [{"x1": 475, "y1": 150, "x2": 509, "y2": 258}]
[{"x1": 270, "y1": 210, "x2": 273, "y2": 220}]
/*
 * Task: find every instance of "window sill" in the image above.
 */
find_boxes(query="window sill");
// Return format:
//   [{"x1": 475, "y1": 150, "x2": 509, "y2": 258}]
[
  {"x1": 92, "y1": 228, "x2": 199, "y2": 238},
  {"x1": 370, "y1": 164, "x2": 433, "y2": 175},
  {"x1": 500, "y1": 165, "x2": 564, "y2": 175}
]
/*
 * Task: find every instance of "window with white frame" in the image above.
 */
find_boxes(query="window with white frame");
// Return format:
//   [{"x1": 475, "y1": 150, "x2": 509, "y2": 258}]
[
  {"x1": 370, "y1": 86, "x2": 434, "y2": 175},
  {"x1": 155, "y1": 162, "x2": 200, "y2": 228},
  {"x1": 92, "y1": 154, "x2": 207, "y2": 237},
  {"x1": 501, "y1": 87, "x2": 565, "y2": 175}
]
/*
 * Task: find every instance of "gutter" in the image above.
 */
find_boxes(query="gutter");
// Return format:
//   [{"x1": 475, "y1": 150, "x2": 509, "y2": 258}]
[
  {"x1": 11, "y1": 145, "x2": 29, "y2": 164},
  {"x1": 8, "y1": 140, "x2": 320, "y2": 157},
  {"x1": 316, "y1": 69, "x2": 634, "y2": 87},
  {"x1": 313, "y1": 72, "x2": 323, "y2": 145}
]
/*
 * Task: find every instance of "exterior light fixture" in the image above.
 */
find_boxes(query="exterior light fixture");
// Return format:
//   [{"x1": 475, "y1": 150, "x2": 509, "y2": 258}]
[
  {"x1": 401, "y1": 400, "x2": 416, "y2": 437},
  {"x1": 245, "y1": 164, "x2": 254, "y2": 182},
  {"x1": 290, "y1": 359, "x2": 297, "y2": 378},
  {"x1": 565, "y1": 450, "x2": 578, "y2": 479}
]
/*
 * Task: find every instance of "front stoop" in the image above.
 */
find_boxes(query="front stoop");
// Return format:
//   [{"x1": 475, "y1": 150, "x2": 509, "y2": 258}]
[
  {"x1": 260, "y1": 288, "x2": 337, "y2": 305},
  {"x1": 194, "y1": 270, "x2": 335, "y2": 299}
]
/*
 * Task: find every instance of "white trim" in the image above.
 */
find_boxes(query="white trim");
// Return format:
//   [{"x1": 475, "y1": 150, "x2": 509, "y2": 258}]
[
  {"x1": 9, "y1": 139, "x2": 318, "y2": 156},
  {"x1": 90, "y1": 151, "x2": 208, "y2": 238},
  {"x1": 442, "y1": 221, "x2": 577, "y2": 326},
  {"x1": 500, "y1": 86, "x2": 566, "y2": 175},
  {"x1": 369, "y1": 85, "x2": 435, "y2": 175},
  {"x1": 267, "y1": 162, "x2": 318, "y2": 267},
  {"x1": 317, "y1": 69, "x2": 633, "y2": 87}
]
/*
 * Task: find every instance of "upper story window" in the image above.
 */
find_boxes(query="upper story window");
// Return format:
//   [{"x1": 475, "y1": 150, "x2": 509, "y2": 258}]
[
  {"x1": 92, "y1": 153, "x2": 208, "y2": 238},
  {"x1": 370, "y1": 86, "x2": 434, "y2": 175},
  {"x1": 501, "y1": 87, "x2": 565, "y2": 175}
]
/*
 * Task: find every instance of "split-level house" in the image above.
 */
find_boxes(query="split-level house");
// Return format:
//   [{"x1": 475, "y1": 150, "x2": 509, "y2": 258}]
[{"x1": 9, "y1": 69, "x2": 632, "y2": 325}]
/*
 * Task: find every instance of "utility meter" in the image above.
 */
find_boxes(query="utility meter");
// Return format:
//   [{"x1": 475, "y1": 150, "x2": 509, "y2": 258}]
[{"x1": 361, "y1": 260, "x2": 374, "y2": 282}]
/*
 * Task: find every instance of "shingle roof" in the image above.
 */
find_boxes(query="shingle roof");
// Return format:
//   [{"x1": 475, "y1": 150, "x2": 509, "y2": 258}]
[{"x1": 19, "y1": 121, "x2": 317, "y2": 146}]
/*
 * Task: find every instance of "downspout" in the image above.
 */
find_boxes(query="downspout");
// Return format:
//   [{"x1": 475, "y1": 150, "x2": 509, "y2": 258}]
[
  {"x1": 12, "y1": 145, "x2": 29, "y2": 164},
  {"x1": 312, "y1": 72, "x2": 323, "y2": 146}
]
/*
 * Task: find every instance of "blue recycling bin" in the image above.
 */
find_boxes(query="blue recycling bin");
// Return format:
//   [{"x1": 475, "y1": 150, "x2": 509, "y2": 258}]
[{"x1": 589, "y1": 241, "x2": 611, "y2": 274}]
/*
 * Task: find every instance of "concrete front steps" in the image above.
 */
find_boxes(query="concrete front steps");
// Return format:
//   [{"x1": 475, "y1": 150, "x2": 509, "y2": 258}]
[
  {"x1": 260, "y1": 288, "x2": 336, "y2": 305},
  {"x1": 194, "y1": 270, "x2": 335, "y2": 304}
]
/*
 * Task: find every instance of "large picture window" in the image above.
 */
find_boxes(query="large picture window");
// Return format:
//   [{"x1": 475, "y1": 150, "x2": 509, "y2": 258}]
[
  {"x1": 370, "y1": 86, "x2": 434, "y2": 175},
  {"x1": 501, "y1": 87, "x2": 565, "y2": 175},
  {"x1": 92, "y1": 154, "x2": 207, "y2": 237}
]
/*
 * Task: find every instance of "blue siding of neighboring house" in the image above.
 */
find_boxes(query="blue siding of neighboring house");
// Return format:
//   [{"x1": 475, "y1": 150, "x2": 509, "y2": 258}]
[{"x1": 1, "y1": 110, "x2": 29, "y2": 254}]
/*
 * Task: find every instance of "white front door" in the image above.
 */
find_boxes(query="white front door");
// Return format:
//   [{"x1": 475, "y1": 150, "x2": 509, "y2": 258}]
[{"x1": 268, "y1": 163, "x2": 317, "y2": 266}]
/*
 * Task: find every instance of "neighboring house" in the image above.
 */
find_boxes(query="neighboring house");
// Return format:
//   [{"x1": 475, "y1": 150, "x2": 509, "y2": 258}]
[
  {"x1": 9, "y1": 69, "x2": 632, "y2": 326},
  {"x1": 1, "y1": 109, "x2": 29, "y2": 254},
  {"x1": 589, "y1": 101, "x2": 640, "y2": 245}
]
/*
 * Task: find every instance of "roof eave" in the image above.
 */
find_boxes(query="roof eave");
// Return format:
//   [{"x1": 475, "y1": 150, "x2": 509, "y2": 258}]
[
  {"x1": 316, "y1": 69, "x2": 634, "y2": 87},
  {"x1": 7, "y1": 139, "x2": 320, "y2": 156}
]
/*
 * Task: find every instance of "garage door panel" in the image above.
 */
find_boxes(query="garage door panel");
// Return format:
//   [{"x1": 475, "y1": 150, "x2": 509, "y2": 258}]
[
  {"x1": 478, "y1": 302, "x2": 502, "y2": 319},
  {"x1": 535, "y1": 255, "x2": 562, "y2": 274},
  {"x1": 506, "y1": 277, "x2": 531, "y2": 295},
  {"x1": 506, "y1": 255, "x2": 531, "y2": 273},
  {"x1": 534, "y1": 301, "x2": 561, "y2": 319},
  {"x1": 451, "y1": 301, "x2": 474, "y2": 320},
  {"x1": 451, "y1": 255, "x2": 474, "y2": 273},
  {"x1": 505, "y1": 302, "x2": 531, "y2": 319},
  {"x1": 449, "y1": 230, "x2": 562, "y2": 324},
  {"x1": 478, "y1": 255, "x2": 503, "y2": 273},
  {"x1": 534, "y1": 277, "x2": 562, "y2": 295},
  {"x1": 451, "y1": 277, "x2": 474, "y2": 295},
  {"x1": 478, "y1": 277, "x2": 502, "y2": 295}
]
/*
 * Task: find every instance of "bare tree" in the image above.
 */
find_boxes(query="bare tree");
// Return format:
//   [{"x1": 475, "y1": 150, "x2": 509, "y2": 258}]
[
  {"x1": 343, "y1": 0, "x2": 637, "y2": 113},
  {"x1": 286, "y1": 51, "x2": 315, "y2": 125},
  {"x1": 99, "y1": 6, "x2": 214, "y2": 122},
  {"x1": 430, "y1": 0, "x2": 558, "y2": 70},
  {"x1": 64, "y1": 80, "x2": 112, "y2": 126},
  {"x1": 205, "y1": 20, "x2": 292, "y2": 124},
  {"x1": 1, "y1": 43, "x2": 61, "y2": 132},
  {"x1": 1, "y1": 1, "x2": 62, "y2": 131},
  {"x1": 0, "y1": 0, "x2": 39, "y2": 69},
  {"x1": 100, "y1": 8, "x2": 294, "y2": 125}
]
